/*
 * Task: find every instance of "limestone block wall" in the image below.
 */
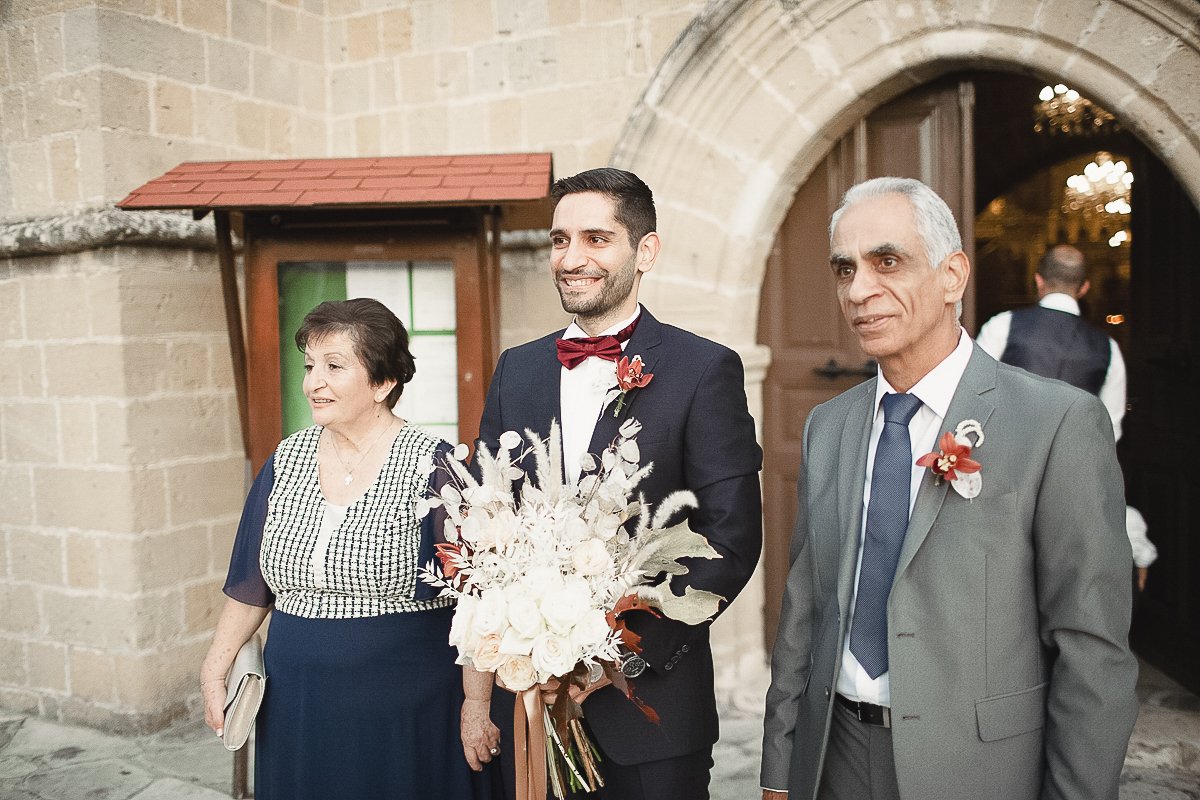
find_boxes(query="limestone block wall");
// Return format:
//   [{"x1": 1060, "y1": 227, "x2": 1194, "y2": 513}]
[
  {"x1": 0, "y1": 244, "x2": 243, "y2": 732},
  {"x1": 0, "y1": 1, "x2": 328, "y2": 220},
  {"x1": 322, "y1": 0, "x2": 704, "y2": 177}
]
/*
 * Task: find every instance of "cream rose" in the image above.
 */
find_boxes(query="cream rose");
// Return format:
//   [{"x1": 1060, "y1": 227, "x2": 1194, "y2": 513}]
[
  {"x1": 571, "y1": 537, "x2": 610, "y2": 576},
  {"x1": 531, "y1": 631, "x2": 578, "y2": 680},
  {"x1": 496, "y1": 655, "x2": 537, "y2": 692},
  {"x1": 472, "y1": 633, "x2": 506, "y2": 672}
]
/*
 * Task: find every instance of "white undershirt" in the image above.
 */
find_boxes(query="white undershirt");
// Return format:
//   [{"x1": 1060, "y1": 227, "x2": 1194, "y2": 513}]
[
  {"x1": 311, "y1": 502, "x2": 348, "y2": 589},
  {"x1": 559, "y1": 306, "x2": 641, "y2": 485},
  {"x1": 837, "y1": 328, "x2": 973, "y2": 707}
]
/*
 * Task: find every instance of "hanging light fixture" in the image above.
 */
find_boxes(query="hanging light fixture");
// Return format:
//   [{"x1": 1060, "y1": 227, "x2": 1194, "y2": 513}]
[{"x1": 1034, "y1": 84, "x2": 1118, "y2": 136}]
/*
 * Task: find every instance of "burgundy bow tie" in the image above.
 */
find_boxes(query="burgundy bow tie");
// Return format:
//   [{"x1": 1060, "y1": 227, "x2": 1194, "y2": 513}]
[{"x1": 556, "y1": 317, "x2": 640, "y2": 369}]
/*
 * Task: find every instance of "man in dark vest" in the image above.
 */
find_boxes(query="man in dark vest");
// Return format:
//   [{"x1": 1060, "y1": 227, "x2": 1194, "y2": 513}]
[
  {"x1": 977, "y1": 244, "x2": 1154, "y2": 593},
  {"x1": 976, "y1": 244, "x2": 1126, "y2": 439}
]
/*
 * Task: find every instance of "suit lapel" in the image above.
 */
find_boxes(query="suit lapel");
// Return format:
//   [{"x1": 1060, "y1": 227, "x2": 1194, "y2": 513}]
[
  {"x1": 526, "y1": 332, "x2": 563, "y2": 444},
  {"x1": 895, "y1": 345, "x2": 998, "y2": 579},
  {"x1": 587, "y1": 308, "x2": 663, "y2": 454},
  {"x1": 837, "y1": 383, "x2": 876, "y2": 614}
]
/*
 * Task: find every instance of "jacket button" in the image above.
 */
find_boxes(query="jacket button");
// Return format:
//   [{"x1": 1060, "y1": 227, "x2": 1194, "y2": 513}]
[{"x1": 824, "y1": 687, "x2": 831, "y2": 699}]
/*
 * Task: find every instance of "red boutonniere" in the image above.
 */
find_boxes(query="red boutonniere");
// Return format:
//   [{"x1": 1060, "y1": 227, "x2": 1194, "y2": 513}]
[
  {"x1": 611, "y1": 354, "x2": 653, "y2": 417},
  {"x1": 916, "y1": 419, "x2": 984, "y2": 499}
]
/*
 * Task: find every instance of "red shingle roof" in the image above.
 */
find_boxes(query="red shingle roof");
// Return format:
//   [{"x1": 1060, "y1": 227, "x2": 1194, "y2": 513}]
[{"x1": 117, "y1": 153, "x2": 553, "y2": 210}]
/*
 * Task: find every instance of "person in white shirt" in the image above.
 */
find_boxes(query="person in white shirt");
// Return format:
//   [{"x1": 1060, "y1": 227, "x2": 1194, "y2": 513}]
[
  {"x1": 977, "y1": 245, "x2": 1154, "y2": 590},
  {"x1": 975, "y1": 244, "x2": 1126, "y2": 438}
]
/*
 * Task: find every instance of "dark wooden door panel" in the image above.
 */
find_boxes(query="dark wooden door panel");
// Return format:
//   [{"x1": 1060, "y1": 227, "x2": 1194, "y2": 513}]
[{"x1": 759, "y1": 79, "x2": 973, "y2": 651}]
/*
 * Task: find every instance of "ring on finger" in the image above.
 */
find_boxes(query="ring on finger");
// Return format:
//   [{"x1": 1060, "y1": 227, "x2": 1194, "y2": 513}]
[{"x1": 489, "y1": 747, "x2": 500, "y2": 755}]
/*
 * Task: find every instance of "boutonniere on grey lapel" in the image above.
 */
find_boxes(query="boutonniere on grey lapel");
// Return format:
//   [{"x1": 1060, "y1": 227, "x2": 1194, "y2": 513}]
[
  {"x1": 602, "y1": 354, "x2": 654, "y2": 417},
  {"x1": 917, "y1": 419, "x2": 984, "y2": 499}
]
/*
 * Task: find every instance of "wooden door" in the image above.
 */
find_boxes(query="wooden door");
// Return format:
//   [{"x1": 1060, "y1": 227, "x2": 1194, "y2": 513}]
[
  {"x1": 758, "y1": 79, "x2": 975, "y2": 650},
  {"x1": 243, "y1": 222, "x2": 497, "y2": 470},
  {"x1": 1125, "y1": 152, "x2": 1200, "y2": 694}
]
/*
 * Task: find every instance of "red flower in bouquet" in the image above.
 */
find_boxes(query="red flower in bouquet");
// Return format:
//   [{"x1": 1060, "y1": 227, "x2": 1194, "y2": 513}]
[
  {"x1": 916, "y1": 431, "x2": 981, "y2": 482},
  {"x1": 612, "y1": 355, "x2": 653, "y2": 416}
]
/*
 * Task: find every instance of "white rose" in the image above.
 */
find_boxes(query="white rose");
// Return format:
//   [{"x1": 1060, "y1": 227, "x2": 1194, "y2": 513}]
[
  {"x1": 472, "y1": 589, "x2": 508, "y2": 636},
  {"x1": 450, "y1": 594, "x2": 479, "y2": 649},
  {"x1": 499, "y1": 627, "x2": 535, "y2": 657},
  {"x1": 540, "y1": 576, "x2": 592, "y2": 634},
  {"x1": 571, "y1": 538, "x2": 610, "y2": 576},
  {"x1": 496, "y1": 655, "x2": 537, "y2": 692},
  {"x1": 531, "y1": 632, "x2": 578, "y2": 680},
  {"x1": 472, "y1": 633, "x2": 506, "y2": 672},
  {"x1": 521, "y1": 566, "x2": 563, "y2": 601},
  {"x1": 504, "y1": 589, "x2": 546, "y2": 641},
  {"x1": 570, "y1": 607, "x2": 614, "y2": 655}
]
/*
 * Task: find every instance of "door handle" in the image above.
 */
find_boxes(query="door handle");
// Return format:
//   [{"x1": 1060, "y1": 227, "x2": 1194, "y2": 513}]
[{"x1": 812, "y1": 359, "x2": 877, "y2": 379}]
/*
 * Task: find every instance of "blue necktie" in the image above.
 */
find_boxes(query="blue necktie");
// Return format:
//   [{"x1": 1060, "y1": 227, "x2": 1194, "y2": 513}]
[{"x1": 849, "y1": 392, "x2": 923, "y2": 679}]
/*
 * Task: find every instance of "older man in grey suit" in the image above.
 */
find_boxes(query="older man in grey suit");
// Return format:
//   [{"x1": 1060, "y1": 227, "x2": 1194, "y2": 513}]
[{"x1": 761, "y1": 177, "x2": 1138, "y2": 800}]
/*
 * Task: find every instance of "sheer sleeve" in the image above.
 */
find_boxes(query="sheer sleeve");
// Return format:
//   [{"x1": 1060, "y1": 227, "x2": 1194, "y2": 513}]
[
  {"x1": 414, "y1": 441, "x2": 455, "y2": 601},
  {"x1": 222, "y1": 456, "x2": 276, "y2": 608}
]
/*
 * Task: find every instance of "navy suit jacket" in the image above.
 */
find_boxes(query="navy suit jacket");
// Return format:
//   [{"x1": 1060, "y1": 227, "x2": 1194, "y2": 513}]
[{"x1": 477, "y1": 307, "x2": 763, "y2": 764}]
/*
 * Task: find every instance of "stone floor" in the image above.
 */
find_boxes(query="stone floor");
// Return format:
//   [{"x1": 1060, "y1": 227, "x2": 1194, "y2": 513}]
[{"x1": 0, "y1": 659, "x2": 1196, "y2": 799}]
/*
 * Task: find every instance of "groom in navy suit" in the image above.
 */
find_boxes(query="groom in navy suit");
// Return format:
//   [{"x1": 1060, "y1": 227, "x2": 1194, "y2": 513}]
[{"x1": 477, "y1": 167, "x2": 763, "y2": 799}]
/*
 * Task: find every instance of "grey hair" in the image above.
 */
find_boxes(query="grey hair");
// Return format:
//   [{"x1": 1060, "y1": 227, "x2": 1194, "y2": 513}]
[{"x1": 829, "y1": 177, "x2": 963, "y2": 270}]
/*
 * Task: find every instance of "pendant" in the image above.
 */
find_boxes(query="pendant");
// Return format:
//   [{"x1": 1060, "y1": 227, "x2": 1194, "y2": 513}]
[{"x1": 343, "y1": 474, "x2": 353, "y2": 485}]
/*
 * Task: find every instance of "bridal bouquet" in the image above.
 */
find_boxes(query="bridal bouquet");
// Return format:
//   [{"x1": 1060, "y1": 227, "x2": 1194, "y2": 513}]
[{"x1": 418, "y1": 418, "x2": 723, "y2": 798}]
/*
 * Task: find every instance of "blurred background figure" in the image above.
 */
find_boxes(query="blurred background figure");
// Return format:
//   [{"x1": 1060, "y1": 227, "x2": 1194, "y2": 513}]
[{"x1": 978, "y1": 244, "x2": 1154, "y2": 595}]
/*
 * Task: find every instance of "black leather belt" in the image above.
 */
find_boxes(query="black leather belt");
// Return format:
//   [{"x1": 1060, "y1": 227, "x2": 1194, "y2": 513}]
[{"x1": 835, "y1": 693, "x2": 892, "y2": 728}]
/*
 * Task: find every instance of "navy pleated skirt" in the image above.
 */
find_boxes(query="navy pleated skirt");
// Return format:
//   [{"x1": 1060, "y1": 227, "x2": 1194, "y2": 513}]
[{"x1": 256, "y1": 606, "x2": 495, "y2": 800}]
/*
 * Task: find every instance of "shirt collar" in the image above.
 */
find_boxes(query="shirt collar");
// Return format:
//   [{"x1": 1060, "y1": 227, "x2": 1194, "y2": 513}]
[
  {"x1": 562, "y1": 304, "x2": 642, "y2": 340},
  {"x1": 874, "y1": 327, "x2": 973, "y2": 421},
  {"x1": 1038, "y1": 292, "x2": 1081, "y2": 315}
]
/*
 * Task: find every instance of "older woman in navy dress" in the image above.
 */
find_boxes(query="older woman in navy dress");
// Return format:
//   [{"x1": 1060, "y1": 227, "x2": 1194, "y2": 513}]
[{"x1": 199, "y1": 298, "x2": 498, "y2": 799}]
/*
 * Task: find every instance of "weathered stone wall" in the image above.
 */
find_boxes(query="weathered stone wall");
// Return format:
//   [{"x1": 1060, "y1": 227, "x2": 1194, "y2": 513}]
[{"x1": 0, "y1": 243, "x2": 243, "y2": 732}]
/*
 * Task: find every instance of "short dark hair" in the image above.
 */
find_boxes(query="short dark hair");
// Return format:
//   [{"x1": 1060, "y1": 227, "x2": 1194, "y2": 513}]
[
  {"x1": 294, "y1": 298, "x2": 415, "y2": 408},
  {"x1": 550, "y1": 167, "x2": 656, "y2": 247},
  {"x1": 1037, "y1": 245, "x2": 1088, "y2": 290}
]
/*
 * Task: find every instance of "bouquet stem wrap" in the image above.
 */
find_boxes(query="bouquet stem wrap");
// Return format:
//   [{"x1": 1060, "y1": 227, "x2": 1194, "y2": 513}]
[{"x1": 513, "y1": 689, "x2": 548, "y2": 800}]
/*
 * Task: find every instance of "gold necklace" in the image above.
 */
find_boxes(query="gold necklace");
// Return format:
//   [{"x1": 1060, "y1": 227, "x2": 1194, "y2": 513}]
[{"x1": 327, "y1": 417, "x2": 395, "y2": 486}]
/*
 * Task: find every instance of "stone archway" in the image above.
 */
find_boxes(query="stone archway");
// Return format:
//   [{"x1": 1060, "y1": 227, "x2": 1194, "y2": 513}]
[
  {"x1": 615, "y1": 0, "x2": 1200, "y2": 348},
  {"x1": 614, "y1": 0, "x2": 1200, "y2": 694}
]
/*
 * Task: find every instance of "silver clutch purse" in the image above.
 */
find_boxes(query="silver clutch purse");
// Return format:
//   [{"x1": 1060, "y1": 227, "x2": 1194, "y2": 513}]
[{"x1": 222, "y1": 634, "x2": 266, "y2": 751}]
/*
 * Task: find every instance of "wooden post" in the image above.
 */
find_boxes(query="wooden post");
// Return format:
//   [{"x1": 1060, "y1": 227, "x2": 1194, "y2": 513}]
[{"x1": 215, "y1": 210, "x2": 251, "y2": 461}]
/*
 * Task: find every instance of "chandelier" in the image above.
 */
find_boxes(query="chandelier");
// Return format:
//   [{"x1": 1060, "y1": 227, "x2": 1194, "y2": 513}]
[
  {"x1": 1034, "y1": 84, "x2": 1118, "y2": 135},
  {"x1": 1063, "y1": 152, "x2": 1133, "y2": 246}
]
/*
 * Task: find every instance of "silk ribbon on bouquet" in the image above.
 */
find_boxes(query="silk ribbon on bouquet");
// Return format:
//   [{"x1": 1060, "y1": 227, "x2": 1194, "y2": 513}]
[{"x1": 513, "y1": 689, "x2": 548, "y2": 800}]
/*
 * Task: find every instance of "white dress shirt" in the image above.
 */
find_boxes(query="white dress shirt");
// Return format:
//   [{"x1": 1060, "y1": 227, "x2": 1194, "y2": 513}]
[
  {"x1": 975, "y1": 293, "x2": 1126, "y2": 441},
  {"x1": 837, "y1": 328, "x2": 974, "y2": 707},
  {"x1": 559, "y1": 306, "x2": 641, "y2": 485}
]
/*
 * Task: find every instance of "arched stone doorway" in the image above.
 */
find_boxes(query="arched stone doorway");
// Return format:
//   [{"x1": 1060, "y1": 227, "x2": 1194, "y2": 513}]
[{"x1": 612, "y1": 0, "x2": 1200, "y2": 687}]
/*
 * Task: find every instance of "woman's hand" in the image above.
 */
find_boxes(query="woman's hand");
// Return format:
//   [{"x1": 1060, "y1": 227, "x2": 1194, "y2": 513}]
[
  {"x1": 460, "y1": 698, "x2": 500, "y2": 771},
  {"x1": 199, "y1": 598, "x2": 270, "y2": 739},
  {"x1": 201, "y1": 678, "x2": 227, "y2": 737}
]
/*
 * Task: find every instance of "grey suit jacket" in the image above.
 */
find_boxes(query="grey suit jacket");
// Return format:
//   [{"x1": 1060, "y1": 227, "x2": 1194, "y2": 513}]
[{"x1": 761, "y1": 345, "x2": 1139, "y2": 799}]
